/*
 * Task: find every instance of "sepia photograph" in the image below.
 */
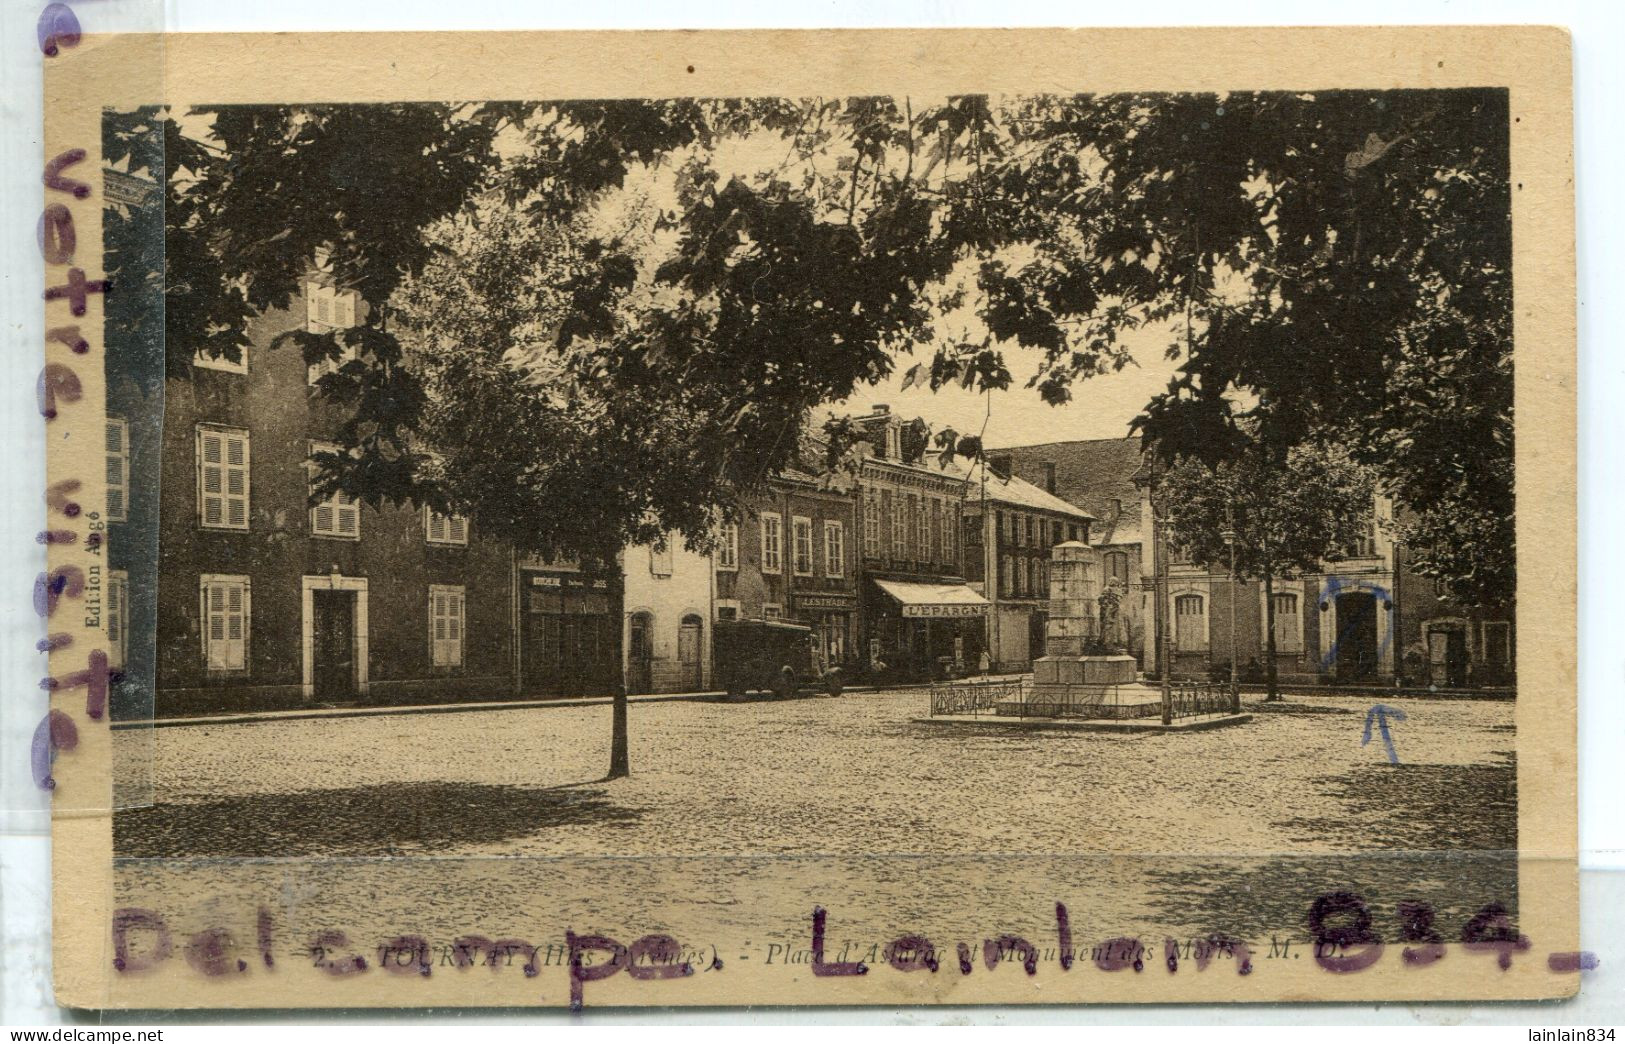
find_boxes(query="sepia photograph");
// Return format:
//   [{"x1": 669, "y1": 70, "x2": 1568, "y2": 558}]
[{"x1": 34, "y1": 27, "x2": 1578, "y2": 1009}]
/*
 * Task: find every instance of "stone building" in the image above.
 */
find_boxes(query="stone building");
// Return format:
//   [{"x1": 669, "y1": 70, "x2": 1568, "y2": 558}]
[
  {"x1": 951, "y1": 455, "x2": 1095, "y2": 671},
  {"x1": 106, "y1": 271, "x2": 516, "y2": 716},
  {"x1": 1000, "y1": 436, "x2": 1514, "y2": 689},
  {"x1": 849, "y1": 406, "x2": 988, "y2": 681},
  {"x1": 1002, "y1": 438, "x2": 1150, "y2": 665},
  {"x1": 621, "y1": 536, "x2": 713, "y2": 694},
  {"x1": 714, "y1": 452, "x2": 859, "y2": 673}
]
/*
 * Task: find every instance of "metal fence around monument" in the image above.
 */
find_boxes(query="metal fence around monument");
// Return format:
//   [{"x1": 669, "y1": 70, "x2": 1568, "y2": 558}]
[
  {"x1": 928, "y1": 676, "x2": 1235, "y2": 720},
  {"x1": 928, "y1": 677, "x2": 1024, "y2": 716}
]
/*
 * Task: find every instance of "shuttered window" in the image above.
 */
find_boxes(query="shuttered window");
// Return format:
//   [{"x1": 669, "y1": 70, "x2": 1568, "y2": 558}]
[
  {"x1": 1271, "y1": 593, "x2": 1303, "y2": 653},
  {"x1": 1175, "y1": 594, "x2": 1206, "y2": 652},
  {"x1": 106, "y1": 418, "x2": 129, "y2": 523},
  {"x1": 309, "y1": 444, "x2": 360, "y2": 539},
  {"x1": 107, "y1": 571, "x2": 128, "y2": 669},
  {"x1": 761, "y1": 513, "x2": 783, "y2": 573},
  {"x1": 716, "y1": 523, "x2": 739, "y2": 571},
  {"x1": 792, "y1": 517, "x2": 814, "y2": 576},
  {"x1": 425, "y1": 508, "x2": 469, "y2": 545},
  {"x1": 863, "y1": 490, "x2": 880, "y2": 558},
  {"x1": 824, "y1": 521, "x2": 845, "y2": 578},
  {"x1": 430, "y1": 585, "x2": 464, "y2": 667},
  {"x1": 197, "y1": 426, "x2": 249, "y2": 530},
  {"x1": 306, "y1": 282, "x2": 362, "y2": 384},
  {"x1": 200, "y1": 575, "x2": 250, "y2": 670}
]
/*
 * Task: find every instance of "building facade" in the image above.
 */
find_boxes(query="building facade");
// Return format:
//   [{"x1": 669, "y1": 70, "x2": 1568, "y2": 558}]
[
  {"x1": 107, "y1": 275, "x2": 516, "y2": 717},
  {"x1": 955, "y1": 456, "x2": 1095, "y2": 671},
  {"x1": 1001, "y1": 437, "x2": 1515, "y2": 690},
  {"x1": 1004, "y1": 438, "x2": 1151, "y2": 666},
  {"x1": 714, "y1": 466, "x2": 860, "y2": 673},
  {"x1": 516, "y1": 553, "x2": 621, "y2": 698},
  {"x1": 850, "y1": 406, "x2": 987, "y2": 681},
  {"x1": 621, "y1": 537, "x2": 713, "y2": 694}
]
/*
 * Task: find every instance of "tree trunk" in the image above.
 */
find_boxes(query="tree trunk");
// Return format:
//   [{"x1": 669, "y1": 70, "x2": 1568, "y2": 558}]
[
  {"x1": 1263, "y1": 566, "x2": 1281, "y2": 702},
  {"x1": 607, "y1": 685, "x2": 630, "y2": 779}
]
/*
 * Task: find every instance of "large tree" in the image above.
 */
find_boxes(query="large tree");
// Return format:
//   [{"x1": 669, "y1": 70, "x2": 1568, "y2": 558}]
[
  {"x1": 1155, "y1": 439, "x2": 1377, "y2": 700},
  {"x1": 107, "y1": 92, "x2": 1512, "y2": 610}
]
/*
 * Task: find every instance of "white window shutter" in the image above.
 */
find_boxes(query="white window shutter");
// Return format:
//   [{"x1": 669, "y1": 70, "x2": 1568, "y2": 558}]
[
  {"x1": 200, "y1": 430, "x2": 224, "y2": 526},
  {"x1": 428, "y1": 511, "x2": 447, "y2": 543},
  {"x1": 449, "y1": 515, "x2": 467, "y2": 543}
]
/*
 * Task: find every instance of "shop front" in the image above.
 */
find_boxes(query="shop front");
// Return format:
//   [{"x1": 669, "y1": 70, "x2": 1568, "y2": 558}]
[
  {"x1": 865, "y1": 579, "x2": 989, "y2": 682},
  {"x1": 518, "y1": 565, "x2": 620, "y2": 698},
  {"x1": 793, "y1": 592, "x2": 857, "y2": 675}
]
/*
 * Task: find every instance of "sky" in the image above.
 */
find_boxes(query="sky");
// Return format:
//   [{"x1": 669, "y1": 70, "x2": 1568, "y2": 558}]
[{"x1": 832, "y1": 321, "x2": 1181, "y2": 450}]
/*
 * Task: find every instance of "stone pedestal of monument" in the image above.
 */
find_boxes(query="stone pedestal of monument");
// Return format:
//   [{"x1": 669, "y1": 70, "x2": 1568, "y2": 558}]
[{"x1": 1025, "y1": 542, "x2": 1140, "y2": 712}]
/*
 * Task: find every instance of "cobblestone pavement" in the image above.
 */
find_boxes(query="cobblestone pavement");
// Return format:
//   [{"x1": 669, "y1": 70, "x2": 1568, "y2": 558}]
[{"x1": 112, "y1": 689, "x2": 1517, "y2": 963}]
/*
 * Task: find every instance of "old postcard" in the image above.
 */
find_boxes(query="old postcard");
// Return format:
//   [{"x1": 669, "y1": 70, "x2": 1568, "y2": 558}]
[{"x1": 40, "y1": 26, "x2": 1576, "y2": 1008}]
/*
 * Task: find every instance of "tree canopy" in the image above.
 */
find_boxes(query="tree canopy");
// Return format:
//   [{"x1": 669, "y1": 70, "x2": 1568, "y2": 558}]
[{"x1": 103, "y1": 89, "x2": 1513, "y2": 606}]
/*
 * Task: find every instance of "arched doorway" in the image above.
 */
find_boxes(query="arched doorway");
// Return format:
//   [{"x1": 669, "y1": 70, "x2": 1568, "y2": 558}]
[
  {"x1": 627, "y1": 612, "x2": 654, "y2": 695},
  {"x1": 678, "y1": 614, "x2": 704, "y2": 692}
]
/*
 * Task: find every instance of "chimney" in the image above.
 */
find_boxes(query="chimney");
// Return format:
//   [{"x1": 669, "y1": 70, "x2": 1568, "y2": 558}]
[
  {"x1": 989, "y1": 454, "x2": 1013, "y2": 481},
  {"x1": 1041, "y1": 461, "x2": 1057, "y2": 494},
  {"x1": 871, "y1": 403, "x2": 890, "y2": 415}
]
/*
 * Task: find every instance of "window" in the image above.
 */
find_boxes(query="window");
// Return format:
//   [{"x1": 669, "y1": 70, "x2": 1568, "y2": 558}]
[
  {"x1": 193, "y1": 345, "x2": 249, "y2": 374},
  {"x1": 916, "y1": 496, "x2": 931, "y2": 560},
  {"x1": 106, "y1": 418, "x2": 129, "y2": 523},
  {"x1": 824, "y1": 520, "x2": 845, "y2": 578},
  {"x1": 1346, "y1": 516, "x2": 1377, "y2": 558},
  {"x1": 929, "y1": 499, "x2": 942, "y2": 561},
  {"x1": 306, "y1": 281, "x2": 359, "y2": 331},
  {"x1": 1271, "y1": 593, "x2": 1303, "y2": 654},
  {"x1": 761, "y1": 513, "x2": 783, "y2": 573},
  {"x1": 197, "y1": 426, "x2": 249, "y2": 530},
  {"x1": 793, "y1": 516, "x2": 814, "y2": 576},
  {"x1": 200, "y1": 574, "x2": 249, "y2": 670},
  {"x1": 716, "y1": 522, "x2": 739, "y2": 571},
  {"x1": 649, "y1": 541, "x2": 673, "y2": 577},
  {"x1": 1174, "y1": 593, "x2": 1207, "y2": 652},
  {"x1": 1000, "y1": 555, "x2": 1014, "y2": 597},
  {"x1": 1013, "y1": 557, "x2": 1026, "y2": 597},
  {"x1": 1482, "y1": 621, "x2": 1511, "y2": 664},
  {"x1": 306, "y1": 282, "x2": 361, "y2": 384},
  {"x1": 308, "y1": 445, "x2": 359, "y2": 539},
  {"x1": 941, "y1": 502, "x2": 955, "y2": 562},
  {"x1": 1027, "y1": 558, "x2": 1039, "y2": 598},
  {"x1": 889, "y1": 494, "x2": 906, "y2": 557},
  {"x1": 1105, "y1": 551, "x2": 1130, "y2": 585},
  {"x1": 763, "y1": 603, "x2": 783, "y2": 621},
  {"x1": 425, "y1": 508, "x2": 468, "y2": 546},
  {"x1": 1026, "y1": 515, "x2": 1036, "y2": 547},
  {"x1": 996, "y1": 511, "x2": 1005, "y2": 546},
  {"x1": 107, "y1": 570, "x2": 128, "y2": 669},
  {"x1": 1068, "y1": 524, "x2": 1081, "y2": 542},
  {"x1": 429, "y1": 585, "x2": 464, "y2": 667},
  {"x1": 716, "y1": 604, "x2": 739, "y2": 621},
  {"x1": 884, "y1": 425, "x2": 901, "y2": 460},
  {"x1": 862, "y1": 491, "x2": 880, "y2": 558},
  {"x1": 1038, "y1": 558, "x2": 1048, "y2": 597}
]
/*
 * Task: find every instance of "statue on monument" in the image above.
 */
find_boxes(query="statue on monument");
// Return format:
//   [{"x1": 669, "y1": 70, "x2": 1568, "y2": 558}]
[{"x1": 1096, "y1": 578, "x2": 1127, "y2": 656}]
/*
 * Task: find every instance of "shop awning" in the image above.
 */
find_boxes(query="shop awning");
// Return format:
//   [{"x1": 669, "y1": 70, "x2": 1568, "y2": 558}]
[{"x1": 873, "y1": 579, "x2": 990, "y2": 618}]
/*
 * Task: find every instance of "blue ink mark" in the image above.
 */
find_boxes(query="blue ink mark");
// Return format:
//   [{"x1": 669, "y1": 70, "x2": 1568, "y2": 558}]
[
  {"x1": 1362, "y1": 703, "x2": 1407, "y2": 764},
  {"x1": 1318, "y1": 576, "x2": 1395, "y2": 673}
]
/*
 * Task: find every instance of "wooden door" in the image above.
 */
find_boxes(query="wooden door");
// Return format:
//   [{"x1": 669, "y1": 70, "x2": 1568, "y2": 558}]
[
  {"x1": 677, "y1": 615, "x2": 703, "y2": 691},
  {"x1": 312, "y1": 590, "x2": 356, "y2": 700}
]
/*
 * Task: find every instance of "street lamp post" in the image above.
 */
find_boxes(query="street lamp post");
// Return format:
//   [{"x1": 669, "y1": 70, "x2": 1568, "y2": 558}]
[{"x1": 1221, "y1": 508, "x2": 1239, "y2": 714}]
